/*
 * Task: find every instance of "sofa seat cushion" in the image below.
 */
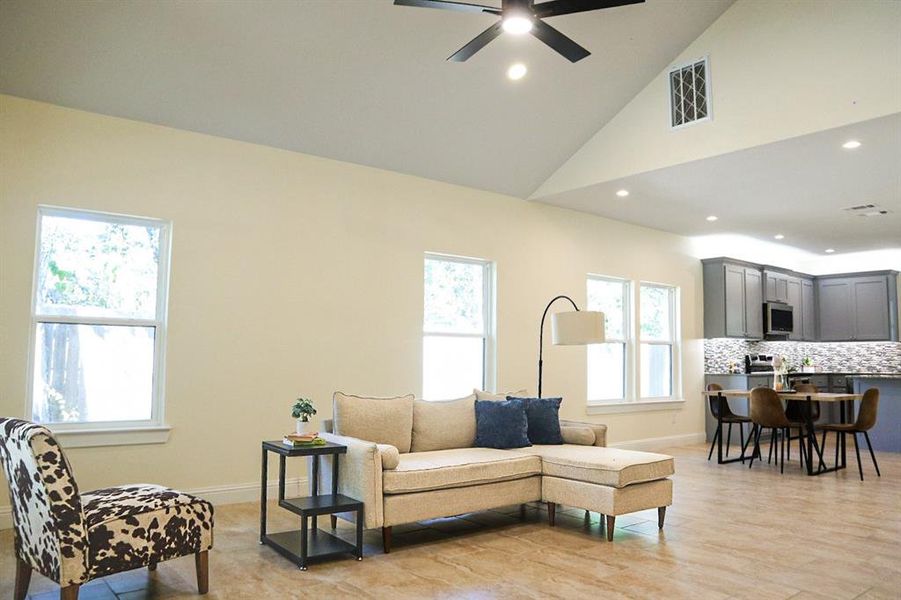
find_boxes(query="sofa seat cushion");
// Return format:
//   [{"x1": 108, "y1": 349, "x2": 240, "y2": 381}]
[
  {"x1": 508, "y1": 445, "x2": 674, "y2": 489},
  {"x1": 383, "y1": 448, "x2": 541, "y2": 494},
  {"x1": 81, "y1": 484, "x2": 213, "y2": 579}
]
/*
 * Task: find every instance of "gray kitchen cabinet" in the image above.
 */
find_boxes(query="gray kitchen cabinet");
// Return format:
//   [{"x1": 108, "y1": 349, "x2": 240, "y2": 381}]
[
  {"x1": 786, "y1": 277, "x2": 802, "y2": 340},
  {"x1": 817, "y1": 273, "x2": 899, "y2": 342},
  {"x1": 703, "y1": 258, "x2": 763, "y2": 339},
  {"x1": 818, "y1": 278, "x2": 854, "y2": 341},
  {"x1": 764, "y1": 270, "x2": 790, "y2": 303},
  {"x1": 853, "y1": 276, "x2": 892, "y2": 340},
  {"x1": 744, "y1": 268, "x2": 763, "y2": 338},
  {"x1": 801, "y1": 278, "x2": 816, "y2": 340}
]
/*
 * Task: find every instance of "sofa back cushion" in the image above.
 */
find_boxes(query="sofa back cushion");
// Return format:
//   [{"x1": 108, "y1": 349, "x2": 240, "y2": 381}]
[
  {"x1": 474, "y1": 388, "x2": 528, "y2": 401},
  {"x1": 333, "y1": 392, "x2": 415, "y2": 453},
  {"x1": 411, "y1": 394, "x2": 476, "y2": 452}
]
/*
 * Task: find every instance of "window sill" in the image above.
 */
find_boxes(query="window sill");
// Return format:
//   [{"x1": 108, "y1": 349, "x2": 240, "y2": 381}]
[
  {"x1": 586, "y1": 399, "x2": 685, "y2": 415},
  {"x1": 51, "y1": 425, "x2": 171, "y2": 448}
]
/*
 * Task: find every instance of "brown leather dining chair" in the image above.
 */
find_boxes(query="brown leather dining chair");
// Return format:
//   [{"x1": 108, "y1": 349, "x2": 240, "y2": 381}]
[
  {"x1": 785, "y1": 382, "x2": 819, "y2": 468},
  {"x1": 706, "y1": 383, "x2": 752, "y2": 461},
  {"x1": 819, "y1": 387, "x2": 880, "y2": 481},
  {"x1": 746, "y1": 387, "x2": 795, "y2": 473}
]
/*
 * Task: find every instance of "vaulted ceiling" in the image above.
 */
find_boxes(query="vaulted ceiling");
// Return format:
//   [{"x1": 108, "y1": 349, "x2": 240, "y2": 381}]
[{"x1": 0, "y1": 0, "x2": 733, "y2": 198}]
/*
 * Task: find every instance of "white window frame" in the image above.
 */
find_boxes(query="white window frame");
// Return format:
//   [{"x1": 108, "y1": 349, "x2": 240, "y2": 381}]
[
  {"x1": 638, "y1": 281, "x2": 682, "y2": 401},
  {"x1": 26, "y1": 205, "x2": 172, "y2": 447},
  {"x1": 422, "y1": 252, "x2": 496, "y2": 398},
  {"x1": 586, "y1": 275, "x2": 633, "y2": 406},
  {"x1": 587, "y1": 278, "x2": 684, "y2": 415},
  {"x1": 668, "y1": 55, "x2": 712, "y2": 131}
]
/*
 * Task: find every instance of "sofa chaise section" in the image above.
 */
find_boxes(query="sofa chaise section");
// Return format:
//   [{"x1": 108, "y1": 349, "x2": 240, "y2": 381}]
[{"x1": 315, "y1": 392, "x2": 673, "y2": 551}]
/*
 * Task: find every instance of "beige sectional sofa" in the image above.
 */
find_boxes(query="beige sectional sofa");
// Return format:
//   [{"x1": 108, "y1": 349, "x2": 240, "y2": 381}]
[{"x1": 316, "y1": 391, "x2": 674, "y2": 552}]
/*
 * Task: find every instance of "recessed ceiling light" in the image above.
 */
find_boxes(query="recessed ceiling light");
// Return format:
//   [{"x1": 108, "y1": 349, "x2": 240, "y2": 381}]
[
  {"x1": 825, "y1": 248, "x2": 835, "y2": 253},
  {"x1": 616, "y1": 189, "x2": 629, "y2": 197},
  {"x1": 502, "y1": 15, "x2": 533, "y2": 35},
  {"x1": 706, "y1": 215, "x2": 718, "y2": 222},
  {"x1": 842, "y1": 140, "x2": 861, "y2": 149},
  {"x1": 774, "y1": 234, "x2": 784, "y2": 240},
  {"x1": 506, "y1": 63, "x2": 527, "y2": 81}
]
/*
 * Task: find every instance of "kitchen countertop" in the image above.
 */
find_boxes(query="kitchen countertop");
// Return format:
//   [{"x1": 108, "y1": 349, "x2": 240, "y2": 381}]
[{"x1": 705, "y1": 372, "x2": 900, "y2": 377}]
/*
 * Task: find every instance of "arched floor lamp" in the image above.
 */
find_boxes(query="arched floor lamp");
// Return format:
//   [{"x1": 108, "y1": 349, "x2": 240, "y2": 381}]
[{"x1": 538, "y1": 295, "x2": 606, "y2": 398}]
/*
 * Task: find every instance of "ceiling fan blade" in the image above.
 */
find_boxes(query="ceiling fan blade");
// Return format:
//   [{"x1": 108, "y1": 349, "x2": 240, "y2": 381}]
[
  {"x1": 394, "y1": 0, "x2": 501, "y2": 15},
  {"x1": 447, "y1": 21, "x2": 504, "y2": 62},
  {"x1": 534, "y1": 0, "x2": 645, "y2": 19},
  {"x1": 530, "y1": 19, "x2": 590, "y2": 62}
]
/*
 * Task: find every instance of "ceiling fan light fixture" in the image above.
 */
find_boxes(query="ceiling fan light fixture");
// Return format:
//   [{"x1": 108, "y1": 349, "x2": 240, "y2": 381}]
[{"x1": 502, "y1": 14, "x2": 533, "y2": 35}]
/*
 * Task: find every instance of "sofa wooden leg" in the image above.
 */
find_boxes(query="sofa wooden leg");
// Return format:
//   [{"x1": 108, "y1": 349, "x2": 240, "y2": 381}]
[
  {"x1": 14, "y1": 558, "x2": 31, "y2": 600},
  {"x1": 330, "y1": 515, "x2": 338, "y2": 529},
  {"x1": 195, "y1": 550, "x2": 209, "y2": 595},
  {"x1": 605, "y1": 515, "x2": 615, "y2": 542},
  {"x1": 382, "y1": 526, "x2": 392, "y2": 554},
  {"x1": 547, "y1": 502, "x2": 556, "y2": 526},
  {"x1": 658, "y1": 506, "x2": 666, "y2": 530},
  {"x1": 60, "y1": 584, "x2": 80, "y2": 600}
]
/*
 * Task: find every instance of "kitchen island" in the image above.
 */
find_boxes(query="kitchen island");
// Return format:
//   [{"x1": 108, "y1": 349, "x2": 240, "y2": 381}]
[{"x1": 849, "y1": 375, "x2": 901, "y2": 452}]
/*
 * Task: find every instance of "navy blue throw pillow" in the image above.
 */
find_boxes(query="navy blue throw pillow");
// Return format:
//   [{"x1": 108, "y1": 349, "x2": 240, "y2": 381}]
[
  {"x1": 510, "y1": 397, "x2": 564, "y2": 445},
  {"x1": 474, "y1": 398, "x2": 531, "y2": 449}
]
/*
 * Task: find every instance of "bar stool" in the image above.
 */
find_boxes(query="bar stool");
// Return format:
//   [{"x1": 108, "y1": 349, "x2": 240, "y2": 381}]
[
  {"x1": 820, "y1": 388, "x2": 880, "y2": 481},
  {"x1": 706, "y1": 383, "x2": 752, "y2": 461},
  {"x1": 747, "y1": 387, "x2": 794, "y2": 473}
]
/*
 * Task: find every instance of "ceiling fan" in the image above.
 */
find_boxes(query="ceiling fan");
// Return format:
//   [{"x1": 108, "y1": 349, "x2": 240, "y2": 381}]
[{"x1": 394, "y1": 0, "x2": 645, "y2": 63}]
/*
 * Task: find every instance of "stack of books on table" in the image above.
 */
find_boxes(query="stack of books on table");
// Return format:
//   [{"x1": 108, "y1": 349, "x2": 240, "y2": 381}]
[{"x1": 283, "y1": 432, "x2": 326, "y2": 448}]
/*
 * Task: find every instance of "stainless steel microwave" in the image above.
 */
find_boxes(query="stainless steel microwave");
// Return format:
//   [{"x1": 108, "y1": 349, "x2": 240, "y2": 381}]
[{"x1": 764, "y1": 302, "x2": 794, "y2": 335}]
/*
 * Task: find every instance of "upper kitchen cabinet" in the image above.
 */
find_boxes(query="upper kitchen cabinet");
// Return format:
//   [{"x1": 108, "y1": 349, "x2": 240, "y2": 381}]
[
  {"x1": 763, "y1": 268, "x2": 816, "y2": 340},
  {"x1": 817, "y1": 272, "x2": 899, "y2": 342},
  {"x1": 764, "y1": 270, "x2": 791, "y2": 303},
  {"x1": 703, "y1": 258, "x2": 764, "y2": 339}
]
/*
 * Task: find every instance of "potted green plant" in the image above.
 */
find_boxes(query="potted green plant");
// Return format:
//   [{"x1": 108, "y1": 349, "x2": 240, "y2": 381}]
[
  {"x1": 801, "y1": 356, "x2": 815, "y2": 373},
  {"x1": 291, "y1": 397, "x2": 317, "y2": 434}
]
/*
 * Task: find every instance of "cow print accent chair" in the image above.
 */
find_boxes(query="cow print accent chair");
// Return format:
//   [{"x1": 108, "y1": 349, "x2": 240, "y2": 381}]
[{"x1": 0, "y1": 418, "x2": 214, "y2": 599}]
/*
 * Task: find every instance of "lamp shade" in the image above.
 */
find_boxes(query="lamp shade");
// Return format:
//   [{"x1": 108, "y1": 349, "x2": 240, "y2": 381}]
[{"x1": 551, "y1": 310, "x2": 605, "y2": 345}]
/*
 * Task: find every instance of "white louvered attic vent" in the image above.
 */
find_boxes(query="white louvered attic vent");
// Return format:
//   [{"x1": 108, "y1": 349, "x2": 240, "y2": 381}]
[{"x1": 669, "y1": 57, "x2": 710, "y2": 129}]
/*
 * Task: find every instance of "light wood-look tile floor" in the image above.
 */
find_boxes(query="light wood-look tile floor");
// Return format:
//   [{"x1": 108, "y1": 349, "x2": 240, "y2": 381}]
[{"x1": 2, "y1": 442, "x2": 900, "y2": 599}]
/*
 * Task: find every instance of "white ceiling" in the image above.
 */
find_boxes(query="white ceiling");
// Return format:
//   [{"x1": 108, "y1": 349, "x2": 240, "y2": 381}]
[
  {"x1": 0, "y1": 0, "x2": 733, "y2": 198},
  {"x1": 535, "y1": 113, "x2": 901, "y2": 255}
]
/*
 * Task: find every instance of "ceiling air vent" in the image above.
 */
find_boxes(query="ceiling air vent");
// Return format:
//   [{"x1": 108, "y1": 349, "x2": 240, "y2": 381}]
[
  {"x1": 669, "y1": 57, "x2": 710, "y2": 129},
  {"x1": 843, "y1": 203, "x2": 891, "y2": 217}
]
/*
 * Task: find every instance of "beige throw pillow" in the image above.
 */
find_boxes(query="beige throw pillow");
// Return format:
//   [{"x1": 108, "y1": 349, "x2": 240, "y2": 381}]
[
  {"x1": 333, "y1": 392, "x2": 415, "y2": 453},
  {"x1": 411, "y1": 394, "x2": 477, "y2": 452},
  {"x1": 473, "y1": 388, "x2": 528, "y2": 401}
]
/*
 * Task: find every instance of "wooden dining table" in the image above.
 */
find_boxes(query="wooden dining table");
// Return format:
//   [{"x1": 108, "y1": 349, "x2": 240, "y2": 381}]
[{"x1": 703, "y1": 389, "x2": 862, "y2": 476}]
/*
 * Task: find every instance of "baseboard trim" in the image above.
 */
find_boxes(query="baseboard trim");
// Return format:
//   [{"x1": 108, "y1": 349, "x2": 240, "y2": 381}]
[
  {"x1": 610, "y1": 432, "x2": 706, "y2": 452},
  {"x1": 0, "y1": 477, "x2": 308, "y2": 530}
]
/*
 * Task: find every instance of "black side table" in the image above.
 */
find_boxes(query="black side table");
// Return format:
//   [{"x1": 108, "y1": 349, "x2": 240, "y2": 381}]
[{"x1": 260, "y1": 440, "x2": 363, "y2": 570}]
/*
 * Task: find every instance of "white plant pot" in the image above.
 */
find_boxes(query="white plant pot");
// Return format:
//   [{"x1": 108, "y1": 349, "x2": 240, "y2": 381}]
[{"x1": 295, "y1": 419, "x2": 312, "y2": 434}]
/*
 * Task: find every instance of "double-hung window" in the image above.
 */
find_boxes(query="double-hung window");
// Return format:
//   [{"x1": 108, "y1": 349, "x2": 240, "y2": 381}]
[
  {"x1": 587, "y1": 276, "x2": 631, "y2": 403},
  {"x1": 28, "y1": 206, "x2": 171, "y2": 436},
  {"x1": 422, "y1": 254, "x2": 494, "y2": 400},
  {"x1": 639, "y1": 283, "x2": 678, "y2": 399}
]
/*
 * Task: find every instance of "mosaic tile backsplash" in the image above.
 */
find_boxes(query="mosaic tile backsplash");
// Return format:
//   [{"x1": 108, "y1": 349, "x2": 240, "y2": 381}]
[{"x1": 704, "y1": 339, "x2": 901, "y2": 374}]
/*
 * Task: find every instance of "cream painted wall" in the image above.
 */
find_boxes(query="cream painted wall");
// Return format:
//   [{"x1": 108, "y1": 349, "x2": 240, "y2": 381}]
[
  {"x1": 534, "y1": 0, "x2": 901, "y2": 197},
  {"x1": 0, "y1": 95, "x2": 704, "y2": 515}
]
